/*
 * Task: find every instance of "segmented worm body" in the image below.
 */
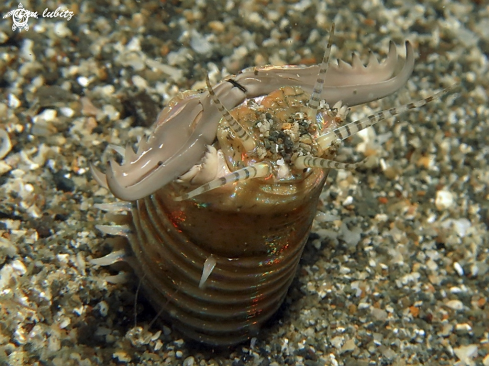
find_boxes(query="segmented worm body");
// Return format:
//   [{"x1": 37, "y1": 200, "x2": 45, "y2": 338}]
[{"x1": 92, "y1": 30, "x2": 452, "y2": 345}]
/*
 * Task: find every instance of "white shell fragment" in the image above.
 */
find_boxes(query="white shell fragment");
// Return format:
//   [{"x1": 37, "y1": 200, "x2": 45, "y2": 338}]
[
  {"x1": 0, "y1": 129, "x2": 12, "y2": 159},
  {"x1": 435, "y1": 189, "x2": 454, "y2": 210},
  {"x1": 445, "y1": 299, "x2": 464, "y2": 311},
  {"x1": 454, "y1": 344, "x2": 478, "y2": 365},
  {"x1": 453, "y1": 262, "x2": 464, "y2": 276},
  {"x1": 441, "y1": 218, "x2": 471, "y2": 237}
]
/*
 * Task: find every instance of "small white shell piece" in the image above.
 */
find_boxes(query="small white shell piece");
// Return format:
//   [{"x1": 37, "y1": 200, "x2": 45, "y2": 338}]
[{"x1": 0, "y1": 129, "x2": 12, "y2": 159}]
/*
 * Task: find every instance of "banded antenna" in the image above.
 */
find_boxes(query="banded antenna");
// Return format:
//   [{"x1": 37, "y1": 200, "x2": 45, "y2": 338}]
[
  {"x1": 307, "y1": 23, "x2": 335, "y2": 119},
  {"x1": 205, "y1": 75, "x2": 256, "y2": 152}
]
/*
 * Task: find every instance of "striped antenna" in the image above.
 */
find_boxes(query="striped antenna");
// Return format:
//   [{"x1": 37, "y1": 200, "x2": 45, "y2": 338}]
[
  {"x1": 174, "y1": 162, "x2": 271, "y2": 201},
  {"x1": 205, "y1": 74, "x2": 255, "y2": 152},
  {"x1": 308, "y1": 23, "x2": 335, "y2": 116},
  {"x1": 317, "y1": 85, "x2": 458, "y2": 150},
  {"x1": 294, "y1": 155, "x2": 367, "y2": 171}
]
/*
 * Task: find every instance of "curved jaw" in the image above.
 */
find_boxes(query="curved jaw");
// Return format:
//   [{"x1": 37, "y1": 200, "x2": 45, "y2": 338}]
[
  {"x1": 93, "y1": 40, "x2": 416, "y2": 202},
  {"x1": 239, "y1": 41, "x2": 415, "y2": 107}
]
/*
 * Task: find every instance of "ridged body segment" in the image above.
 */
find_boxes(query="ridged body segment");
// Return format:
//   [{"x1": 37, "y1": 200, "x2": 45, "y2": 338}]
[{"x1": 128, "y1": 170, "x2": 327, "y2": 345}]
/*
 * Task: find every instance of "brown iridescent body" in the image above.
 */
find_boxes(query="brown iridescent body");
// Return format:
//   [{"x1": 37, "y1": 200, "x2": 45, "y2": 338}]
[
  {"x1": 92, "y1": 28, "x2": 453, "y2": 345},
  {"x1": 127, "y1": 87, "x2": 331, "y2": 344}
]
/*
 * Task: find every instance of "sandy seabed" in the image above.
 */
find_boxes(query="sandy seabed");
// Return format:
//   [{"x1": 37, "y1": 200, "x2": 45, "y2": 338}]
[{"x1": 0, "y1": 0, "x2": 488, "y2": 365}]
